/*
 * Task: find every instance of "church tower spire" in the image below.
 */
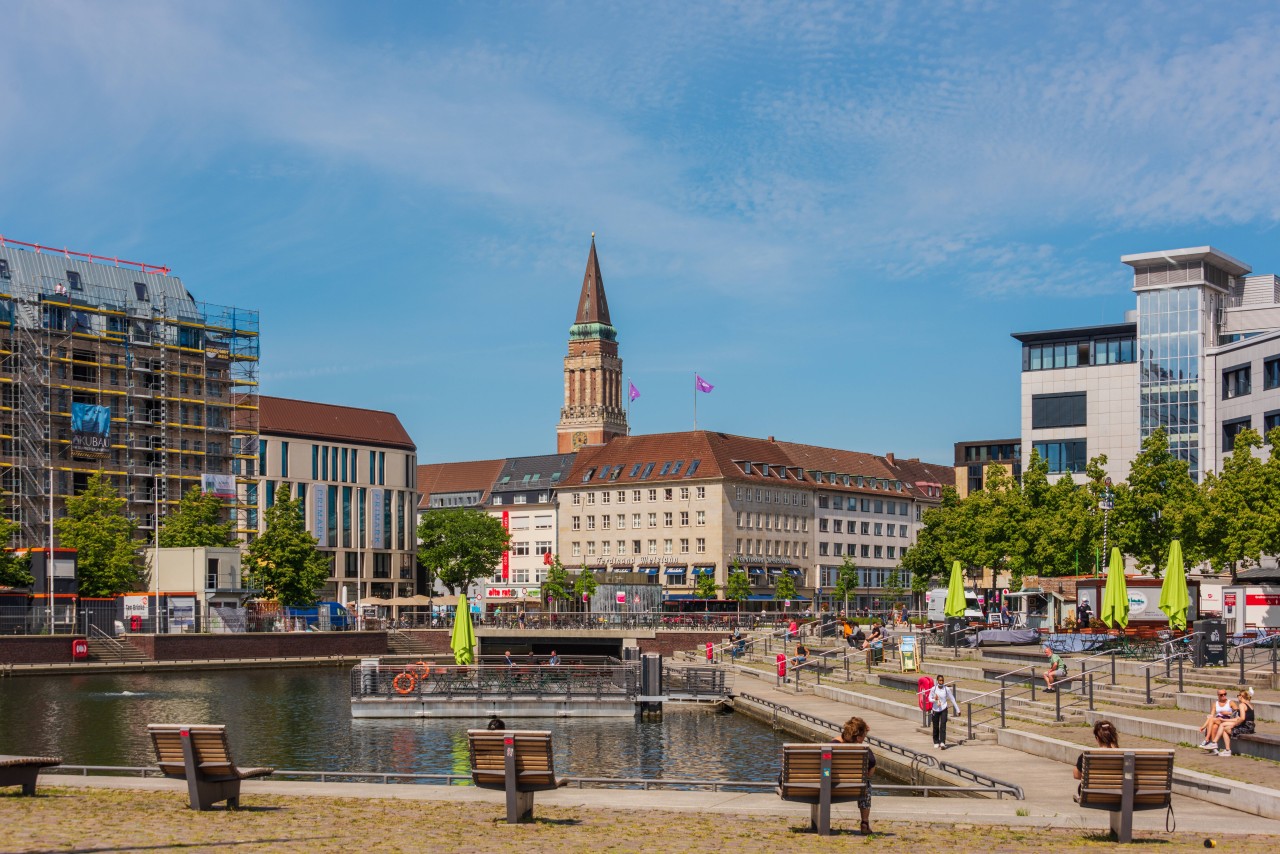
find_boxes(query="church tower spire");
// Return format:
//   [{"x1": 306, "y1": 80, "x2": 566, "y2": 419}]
[{"x1": 557, "y1": 235, "x2": 628, "y2": 453}]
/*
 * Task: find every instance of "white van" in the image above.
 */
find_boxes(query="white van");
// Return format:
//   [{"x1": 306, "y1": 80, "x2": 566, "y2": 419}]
[{"x1": 925, "y1": 588, "x2": 985, "y2": 622}]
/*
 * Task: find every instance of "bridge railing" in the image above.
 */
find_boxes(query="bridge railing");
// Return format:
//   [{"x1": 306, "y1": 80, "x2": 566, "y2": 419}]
[{"x1": 350, "y1": 662, "x2": 640, "y2": 700}]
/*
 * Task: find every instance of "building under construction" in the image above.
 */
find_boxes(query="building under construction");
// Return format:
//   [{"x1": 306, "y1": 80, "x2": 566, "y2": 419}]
[{"x1": 0, "y1": 237, "x2": 259, "y2": 549}]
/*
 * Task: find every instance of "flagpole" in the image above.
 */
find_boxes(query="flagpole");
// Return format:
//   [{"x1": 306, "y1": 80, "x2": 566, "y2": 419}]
[
  {"x1": 693, "y1": 371, "x2": 697, "y2": 431},
  {"x1": 626, "y1": 375, "x2": 631, "y2": 434}
]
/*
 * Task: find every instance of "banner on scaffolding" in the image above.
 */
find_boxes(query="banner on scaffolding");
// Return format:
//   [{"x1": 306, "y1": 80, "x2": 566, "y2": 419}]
[
  {"x1": 70, "y1": 403, "x2": 112, "y2": 459},
  {"x1": 201, "y1": 474, "x2": 236, "y2": 500}
]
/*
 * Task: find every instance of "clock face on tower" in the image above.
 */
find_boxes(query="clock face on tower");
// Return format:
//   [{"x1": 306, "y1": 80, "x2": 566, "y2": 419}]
[{"x1": 572, "y1": 431, "x2": 588, "y2": 450}]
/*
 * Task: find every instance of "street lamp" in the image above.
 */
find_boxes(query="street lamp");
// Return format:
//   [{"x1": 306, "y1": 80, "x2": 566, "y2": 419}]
[{"x1": 1098, "y1": 477, "x2": 1114, "y2": 573}]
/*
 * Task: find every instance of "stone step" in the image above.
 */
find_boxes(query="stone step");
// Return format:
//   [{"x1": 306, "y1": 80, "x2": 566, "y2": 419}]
[{"x1": 86, "y1": 637, "x2": 148, "y2": 663}]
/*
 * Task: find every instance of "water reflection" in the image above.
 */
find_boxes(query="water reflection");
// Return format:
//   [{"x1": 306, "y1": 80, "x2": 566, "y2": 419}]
[{"x1": 0, "y1": 668, "x2": 790, "y2": 781}]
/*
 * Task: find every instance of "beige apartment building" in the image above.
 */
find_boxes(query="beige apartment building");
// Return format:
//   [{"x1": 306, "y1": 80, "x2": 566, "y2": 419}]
[{"x1": 244, "y1": 396, "x2": 419, "y2": 602}]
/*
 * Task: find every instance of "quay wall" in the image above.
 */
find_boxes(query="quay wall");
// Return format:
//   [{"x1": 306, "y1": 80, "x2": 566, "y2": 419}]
[
  {"x1": 0, "y1": 635, "x2": 84, "y2": 663},
  {"x1": 127, "y1": 631, "x2": 388, "y2": 661}
]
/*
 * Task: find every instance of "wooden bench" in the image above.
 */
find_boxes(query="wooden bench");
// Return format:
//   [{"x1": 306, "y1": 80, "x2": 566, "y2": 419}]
[
  {"x1": 467, "y1": 729, "x2": 567, "y2": 823},
  {"x1": 1077, "y1": 749, "x2": 1174, "y2": 843},
  {"x1": 148, "y1": 724, "x2": 274, "y2": 811},
  {"x1": 0, "y1": 755, "x2": 62, "y2": 795},
  {"x1": 776, "y1": 743, "x2": 871, "y2": 836}
]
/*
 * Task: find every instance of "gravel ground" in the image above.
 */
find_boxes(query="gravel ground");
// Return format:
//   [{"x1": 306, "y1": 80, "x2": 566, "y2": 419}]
[{"x1": 2, "y1": 787, "x2": 1278, "y2": 853}]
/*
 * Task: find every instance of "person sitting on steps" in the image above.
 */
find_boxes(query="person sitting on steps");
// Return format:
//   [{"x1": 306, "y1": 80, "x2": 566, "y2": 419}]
[
  {"x1": 1043, "y1": 645, "x2": 1067, "y2": 691},
  {"x1": 1198, "y1": 688, "x2": 1237, "y2": 750}
]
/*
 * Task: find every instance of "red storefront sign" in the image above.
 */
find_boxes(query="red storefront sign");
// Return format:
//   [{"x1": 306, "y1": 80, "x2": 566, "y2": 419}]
[
  {"x1": 501, "y1": 511, "x2": 510, "y2": 581},
  {"x1": 1246, "y1": 594, "x2": 1280, "y2": 606}
]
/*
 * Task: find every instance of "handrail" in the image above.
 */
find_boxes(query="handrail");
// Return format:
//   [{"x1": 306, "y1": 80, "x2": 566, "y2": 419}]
[{"x1": 86, "y1": 625, "x2": 130, "y2": 662}]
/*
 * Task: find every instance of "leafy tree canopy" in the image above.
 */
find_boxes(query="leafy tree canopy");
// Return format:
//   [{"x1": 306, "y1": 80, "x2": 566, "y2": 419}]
[
  {"x1": 0, "y1": 515, "x2": 32, "y2": 588},
  {"x1": 542, "y1": 556, "x2": 572, "y2": 608},
  {"x1": 725, "y1": 559, "x2": 751, "y2": 603},
  {"x1": 573, "y1": 564, "x2": 599, "y2": 603},
  {"x1": 695, "y1": 570, "x2": 718, "y2": 600},
  {"x1": 158, "y1": 487, "x2": 237, "y2": 548},
  {"x1": 55, "y1": 471, "x2": 142, "y2": 597},
  {"x1": 773, "y1": 571, "x2": 797, "y2": 602},
  {"x1": 244, "y1": 485, "x2": 329, "y2": 606},
  {"x1": 415, "y1": 507, "x2": 509, "y2": 594}
]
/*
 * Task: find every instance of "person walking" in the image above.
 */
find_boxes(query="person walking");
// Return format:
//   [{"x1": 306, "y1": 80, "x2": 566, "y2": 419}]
[{"x1": 927, "y1": 675, "x2": 961, "y2": 749}]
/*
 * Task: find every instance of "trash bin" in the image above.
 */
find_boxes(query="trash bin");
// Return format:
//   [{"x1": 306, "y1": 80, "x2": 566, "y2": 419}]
[
  {"x1": 129, "y1": 614, "x2": 142, "y2": 632},
  {"x1": 944, "y1": 617, "x2": 965, "y2": 649},
  {"x1": 1201, "y1": 620, "x2": 1227, "y2": 667}
]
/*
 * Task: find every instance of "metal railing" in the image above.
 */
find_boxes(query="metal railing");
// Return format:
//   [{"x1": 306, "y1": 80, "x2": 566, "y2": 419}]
[
  {"x1": 86, "y1": 624, "x2": 132, "y2": 662},
  {"x1": 350, "y1": 662, "x2": 641, "y2": 701},
  {"x1": 1227, "y1": 631, "x2": 1280, "y2": 685}
]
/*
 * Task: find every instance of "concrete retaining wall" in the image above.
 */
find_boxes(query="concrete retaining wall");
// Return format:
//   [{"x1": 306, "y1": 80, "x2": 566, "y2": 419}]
[
  {"x1": 128, "y1": 631, "x2": 387, "y2": 660},
  {"x1": 996, "y1": 726, "x2": 1280, "y2": 820},
  {"x1": 1177, "y1": 692, "x2": 1279, "y2": 723},
  {"x1": 0, "y1": 635, "x2": 84, "y2": 664},
  {"x1": 1083, "y1": 709, "x2": 1279, "y2": 763}
]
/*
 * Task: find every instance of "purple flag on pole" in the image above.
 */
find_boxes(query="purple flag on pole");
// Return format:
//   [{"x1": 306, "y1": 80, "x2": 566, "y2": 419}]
[
  {"x1": 695, "y1": 374, "x2": 714, "y2": 393},
  {"x1": 628, "y1": 381, "x2": 641, "y2": 402}
]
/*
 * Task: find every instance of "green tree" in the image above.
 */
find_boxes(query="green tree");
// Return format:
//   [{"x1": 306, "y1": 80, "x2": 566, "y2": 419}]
[
  {"x1": 773, "y1": 571, "x2": 797, "y2": 604},
  {"x1": 244, "y1": 485, "x2": 330, "y2": 606},
  {"x1": 542, "y1": 555, "x2": 572, "y2": 610},
  {"x1": 0, "y1": 515, "x2": 32, "y2": 588},
  {"x1": 573, "y1": 564, "x2": 598, "y2": 607},
  {"x1": 725, "y1": 560, "x2": 751, "y2": 617},
  {"x1": 55, "y1": 471, "x2": 141, "y2": 596},
  {"x1": 883, "y1": 566, "x2": 905, "y2": 611},
  {"x1": 416, "y1": 507, "x2": 510, "y2": 594},
  {"x1": 1112, "y1": 428, "x2": 1204, "y2": 574},
  {"x1": 158, "y1": 487, "x2": 237, "y2": 548},
  {"x1": 832, "y1": 556, "x2": 859, "y2": 613},
  {"x1": 695, "y1": 569, "x2": 718, "y2": 600},
  {"x1": 1201, "y1": 428, "x2": 1276, "y2": 579}
]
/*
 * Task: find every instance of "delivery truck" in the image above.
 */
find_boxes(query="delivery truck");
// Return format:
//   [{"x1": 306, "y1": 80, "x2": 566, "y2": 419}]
[{"x1": 925, "y1": 588, "x2": 985, "y2": 622}]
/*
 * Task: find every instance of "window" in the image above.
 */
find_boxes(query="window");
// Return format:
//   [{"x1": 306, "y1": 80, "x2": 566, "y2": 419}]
[
  {"x1": 66, "y1": 270, "x2": 82, "y2": 291},
  {"x1": 641, "y1": 463, "x2": 655, "y2": 479},
  {"x1": 680, "y1": 487, "x2": 689, "y2": 500},
  {"x1": 648, "y1": 489, "x2": 657, "y2": 501},
  {"x1": 696, "y1": 510, "x2": 705, "y2": 526},
  {"x1": 601, "y1": 515, "x2": 611, "y2": 530},
  {"x1": 818, "y1": 495, "x2": 829, "y2": 509},
  {"x1": 133, "y1": 282, "x2": 148, "y2": 302},
  {"x1": 861, "y1": 544, "x2": 870, "y2": 557},
  {"x1": 535, "y1": 514, "x2": 553, "y2": 529},
  {"x1": 572, "y1": 494, "x2": 580, "y2": 505},
  {"x1": 648, "y1": 539, "x2": 657, "y2": 555},
  {"x1": 1033, "y1": 440, "x2": 1088, "y2": 473},
  {"x1": 680, "y1": 511, "x2": 689, "y2": 526},
  {"x1": 1032, "y1": 392, "x2": 1087, "y2": 428},
  {"x1": 586, "y1": 492, "x2": 595, "y2": 504},
  {"x1": 1266, "y1": 412, "x2": 1280, "y2": 435},
  {"x1": 572, "y1": 542, "x2": 581, "y2": 557},
  {"x1": 664, "y1": 488, "x2": 673, "y2": 501},
  {"x1": 1265, "y1": 358, "x2": 1280, "y2": 391},
  {"x1": 1223, "y1": 418, "x2": 1252, "y2": 452},
  {"x1": 899, "y1": 525, "x2": 907, "y2": 537},
  {"x1": 586, "y1": 515, "x2": 595, "y2": 530},
  {"x1": 874, "y1": 522, "x2": 883, "y2": 536},
  {"x1": 617, "y1": 514, "x2": 626, "y2": 529},
  {"x1": 535, "y1": 541, "x2": 552, "y2": 555},
  {"x1": 617, "y1": 540, "x2": 627, "y2": 555},
  {"x1": 617, "y1": 490, "x2": 626, "y2": 503},
  {"x1": 819, "y1": 518, "x2": 828, "y2": 533},
  {"x1": 819, "y1": 542, "x2": 829, "y2": 556},
  {"x1": 511, "y1": 542, "x2": 530, "y2": 556},
  {"x1": 632, "y1": 513, "x2": 641, "y2": 528},
  {"x1": 696, "y1": 537, "x2": 705, "y2": 553},
  {"x1": 572, "y1": 516, "x2": 581, "y2": 530},
  {"x1": 874, "y1": 546, "x2": 884, "y2": 559},
  {"x1": 648, "y1": 513, "x2": 657, "y2": 527},
  {"x1": 632, "y1": 489, "x2": 642, "y2": 502},
  {"x1": 601, "y1": 491, "x2": 610, "y2": 504},
  {"x1": 633, "y1": 539, "x2": 642, "y2": 555},
  {"x1": 663, "y1": 512, "x2": 673, "y2": 527},
  {"x1": 1223, "y1": 364, "x2": 1252, "y2": 399},
  {"x1": 696, "y1": 486, "x2": 705, "y2": 499},
  {"x1": 587, "y1": 542, "x2": 596, "y2": 556},
  {"x1": 680, "y1": 538, "x2": 690, "y2": 554},
  {"x1": 832, "y1": 519, "x2": 842, "y2": 533}
]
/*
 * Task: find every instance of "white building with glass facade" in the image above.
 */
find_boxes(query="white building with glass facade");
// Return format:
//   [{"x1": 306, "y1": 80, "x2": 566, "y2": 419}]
[{"x1": 1015, "y1": 246, "x2": 1280, "y2": 482}]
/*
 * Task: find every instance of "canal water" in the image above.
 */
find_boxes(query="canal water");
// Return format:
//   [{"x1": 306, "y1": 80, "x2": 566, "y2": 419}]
[{"x1": 0, "y1": 668, "x2": 793, "y2": 782}]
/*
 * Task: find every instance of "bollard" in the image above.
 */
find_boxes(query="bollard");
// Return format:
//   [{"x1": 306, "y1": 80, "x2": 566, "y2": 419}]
[
  {"x1": 1145, "y1": 668, "x2": 1152, "y2": 705},
  {"x1": 1111, "y1": 650, "x2": 1117, "y2": 685},
  {"x1": 1178, "y1": 655, "x2": 1184, "y2": 693},
  {"x1": 1000, "y1": 686, "x2": 1006, "y2": 728},
  {"x1": 1088, "y1": 672, "x2": 1094, "y2": 711},
  {"x1": 1054, "y1": 681, "x2": 1061, "y2": 721},
  {"x1": 1165, "y1": 655, "x2": 1171, "y2": 679},
  {"x1": 967, "y1": 702, "x2": 973, "y2": 740},
  {"x1": 1240, "y1": 645, "x2": 1247, "y2": 685},
  {"x1": 1273, "y1": 643, "x2": 1277, "y2": 675},
  {"x1": 1030, "y1": 669, "x2": 1036, "y2": 702}
]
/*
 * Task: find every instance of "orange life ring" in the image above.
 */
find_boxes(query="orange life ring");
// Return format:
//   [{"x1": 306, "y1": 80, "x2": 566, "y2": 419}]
[
  {"x1": 393, "y1": 671, "x2": 417, "y2": 694},
  {"x1": 415, "y1": 660, "x2": 429, "y2": 677}
]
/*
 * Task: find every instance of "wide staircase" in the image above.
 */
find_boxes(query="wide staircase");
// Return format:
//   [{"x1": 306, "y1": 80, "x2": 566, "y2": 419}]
[
  {"x1": 86, "y1": 631, "x2": 149, "y2": 664},
  {"x1": 386, "y1": 629, "x2": 433, "y2": 657}
]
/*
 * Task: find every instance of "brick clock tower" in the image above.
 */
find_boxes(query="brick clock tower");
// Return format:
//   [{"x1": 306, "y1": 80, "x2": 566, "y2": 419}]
[{"x1": 556, "y1": 236, "x2": 629, "y2": 453}]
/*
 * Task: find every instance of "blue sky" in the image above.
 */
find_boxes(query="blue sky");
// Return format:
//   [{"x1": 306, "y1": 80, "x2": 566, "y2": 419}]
[{"x1": 5, "y1": 1, "x2": 1280, "y2": 465}]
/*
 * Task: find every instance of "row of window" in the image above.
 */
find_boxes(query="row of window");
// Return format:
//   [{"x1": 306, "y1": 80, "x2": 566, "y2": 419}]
[
  {"x1": 817, "y1": 495, "x2": 913, "y2": 516},
  {"x1": 307, "y1": 443, "x2": 388, "y2": 485},
  {"x1": 491, "y1": 492, "x2": 550, "y2": 505},
  {"x1": 1223, "y1": 413, "x2": 1280, "y2": 451},
  {"x1": 1222, "y1": 358, "x2": 1280, "y2": 400},
  {"x1": 1033, "y1": 440, "x2": 1089, "y2": 473},
  {"x1": 571, "y1": 511, "x2": 707, "y2": 530},
  {"x1": 572, "y1": 486, "x2": 707, "y2": 505},
  {"x1": 818, "y1": 519, "x2": 909, "y2": 537},
  {"x1": 571, "y1": 538, "x2": 709, "y2": 557},
  {"x1": 962, "y1": 443, "x2": 1020, "y2": 463},
  {"x1": 1023, "y1": 336, "x2": 1135, "y2": 372},
  {"x1": 737, "y1": 512, "x2": 809, "y2": 533},
  {"x1": 818, "y1": 542, "x2": 902, "y2": 560},
  {"x1": 507, "y1": 541, "x2": 554, "y2": 556},
  {"x1": 505, "y1": 514, "x2": 554, "y2": 530},
  {"x1": 581, "y1": 460, "x2": 703, "y2": 482}
]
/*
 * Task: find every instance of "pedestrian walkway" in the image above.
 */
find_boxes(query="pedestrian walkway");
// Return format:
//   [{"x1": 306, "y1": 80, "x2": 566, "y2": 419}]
[{"x1": 729, "y1": 668, "x2": 1280, "y2": 835}]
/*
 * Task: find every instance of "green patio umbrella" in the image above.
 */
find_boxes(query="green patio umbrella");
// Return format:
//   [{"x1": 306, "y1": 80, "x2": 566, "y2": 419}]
[
  {"x1": 450, "y1": 594, "x2": 476, "y2": 665},
  {"x1": 1100, "y1": 547, "x2": 1129, "y2": 630},
  {"x1": 944, "y1": 560, "x2": 967, "y2": 619},
  {"x1": 1158, "y1": 539, "x2": 1190, "y2": 631}
]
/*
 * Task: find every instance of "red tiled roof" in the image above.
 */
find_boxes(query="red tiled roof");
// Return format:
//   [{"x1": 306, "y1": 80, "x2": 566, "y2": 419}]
[
  {"x1": 562, "y1": 430, "x2": 947, "y2": 496},
  {"x1": 255, "y1": 396, "x2": 415, "y2": 451},
  {"x1": 417, "y1": 459, "x2": 506, "y2": 507}
]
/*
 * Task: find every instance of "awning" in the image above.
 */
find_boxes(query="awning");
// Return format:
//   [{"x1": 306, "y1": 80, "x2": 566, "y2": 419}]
[
  {"x1": 748, "y1": 568, "x2": 764, "y2": 575},
  {"x1": 640, "y1": 568, "x2": 659, "y2": 575},
  {"x1": 691, "y1": 567, "x2": 712, "y2": 576},
  {"x1": 747, "y1": 594, "x2": 775, "y2": 600},
  {"x1": 664, "y1": 568, "x2": 686, "y2": 576},
  {"x1": 787, "y1": 568, "x2": 804, "y2": 576},
  {"x1": 768, "y1": 568, "x2": 782, "y2": 575},
  {"x1": 665, "y1": 594, "x2": 697, "y2": 600}
]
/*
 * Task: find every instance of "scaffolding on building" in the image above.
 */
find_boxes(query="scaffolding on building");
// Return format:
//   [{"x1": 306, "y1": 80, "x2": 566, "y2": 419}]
[{"x1": 0, "y1": 238, "x2": 259, "y2": 545}]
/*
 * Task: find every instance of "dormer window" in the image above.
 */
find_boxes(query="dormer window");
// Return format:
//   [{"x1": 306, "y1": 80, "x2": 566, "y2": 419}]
[
  {"x1": 134, "y1": 282, "x2": 149, "y2": 302},
  {"x1": 67, "y1": 271, "x2": 82, "y2": 291}
]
